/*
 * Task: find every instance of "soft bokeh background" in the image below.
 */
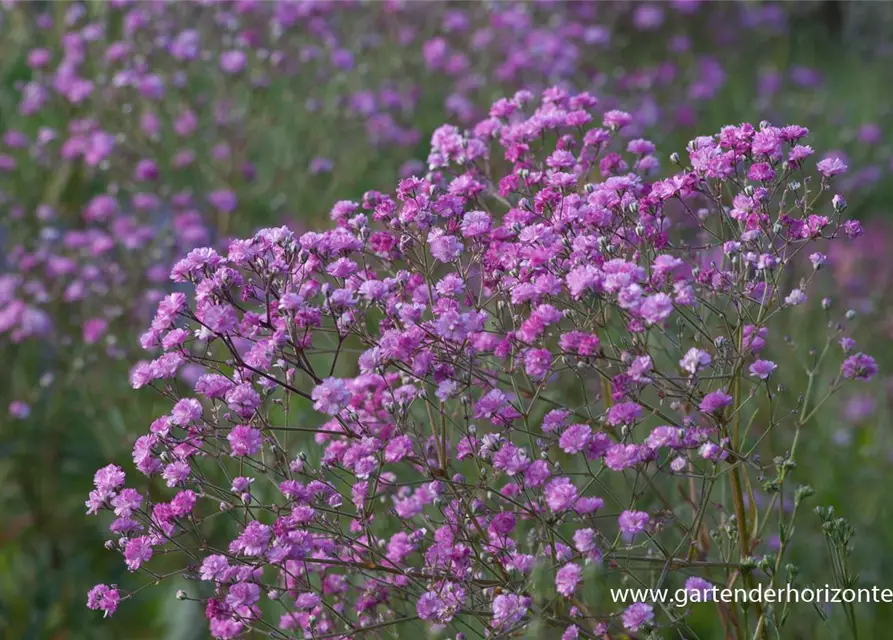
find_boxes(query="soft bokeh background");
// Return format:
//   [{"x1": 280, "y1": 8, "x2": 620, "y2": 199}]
[{"x1": 1, "y1": 1, "x2": 893, "y2": 638}]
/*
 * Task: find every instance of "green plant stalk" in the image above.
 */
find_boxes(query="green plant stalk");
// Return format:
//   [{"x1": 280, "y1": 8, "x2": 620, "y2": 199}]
[{"x1": 728, "y1": 327, "x2": 769, "y2": 640}]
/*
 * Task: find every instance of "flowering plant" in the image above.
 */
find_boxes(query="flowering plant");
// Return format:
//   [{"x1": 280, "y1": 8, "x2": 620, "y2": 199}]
[{"x1": 84, "y1": 86, "x2": 875, "y2": 638}]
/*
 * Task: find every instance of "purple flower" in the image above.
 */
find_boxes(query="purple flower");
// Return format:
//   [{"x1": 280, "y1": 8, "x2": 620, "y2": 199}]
[
  {"x1": 559, "y1": 424, "x2": 592, "y2": 454},
  {"x1": 555, "y1": 563, "x2": 582, "y2": 597},
  {"x1": 312, "y1": 378, "x2": 351, "y2": 415},
  {"x1": 699, "y1": 390, "x2": 732, "y2": 414},
  {"x1": 817, "y1": 156, "x2": 848, "y2": 177},
  {"x1": 605, "y1": 444, "x2": 641, "y2": 471},
  {"x1": 384, "y1": 435, "x2": 413, "y2": 463},
  {"x1": 82, "y1": 318, "x2": 109, "y2": 345},
  {"x1": 560, "y1": 331, "x2": 601, "y2": 356},
  {"x1": 680, "y1": 348, "x2": 711, "y2": 375},
  {"x1": 699, "y1": 442, "x2": 724, "y2": 461},
  {"x1": 8, "y1": 401, "x2": 30, "y2": 419},
  {"x1": 743, "y1": 325, "x2": 768, "y2": 353},
  {"x1": 640, "y1": 293, "x2": 673, "y2": 325},
  {"x1": 634, "y1": 5, "x2": 664, "y2": 30},
  {"x1": 228, "y1": 426, "x2": 262, "y2": 457},
  {"x1": 87, "y1": 584, "x2": 119, "y2": 617},
  {"x1": 562, "y1": 625, "x2": 579, "y2": 640},
  {"x1": 428, "y1": 230, "x2": 464, "y2": 262},
  {"x1": 566, "y1": 265, "x2": 602, "y2": 299},
  {"x1": 111, "y1": 488, "x2": 143, "y2": 517},
  {"x1": 685, "y1": 576, "x2": 713, "y2": 600},
  {"x1": 493, "y1": 442, "x2": 530, "y2": 476},
  {"x1": 416, "y1": 583, "x2": 465, "y2": 624},
  {"x1": 749, "y1": 360, "x2": 777, "y2": 380},
  {"x1": 171, "y1": 398, "x2": 202, "y2": 425},
  {"x1": 226, "y1": 582, "x2": 260, "y2": 609},
  {"x1": 544, "y1": 477, "x2": 578, "y2": 512},
  {"x1": 169, "y1": 29, "x2": 200, "y2": 60},
  {"x1": 197, "y1": 305, "x2": 237, "y2": 333},
  {"x1": 606, "y1": 401, "x2": 643, "y2": 426},
  {"x1": 123, "y1": 536, "x2": 153, "y2": 571},
  {"x1": 492, "y1": 593, "x2": 528, "y2": 630},
  {"x1": 843, "y1": 219, "x2": 863, "y2": 238},
  {"x1": 841, "y1": 353, "x2": 877, "y2": 381},
  {"x1": 622, "y1": 602, "x2": 654, "y2": 632},
  {"x1": 162, "y1": 461, "x2": 191, "y2": 487},
  {"x1": 229, "y1": 521, "x2": 271, "y2": 557},
  {"x1": 94, "y1": 464, "x2": 126, "y2": 494},
  {"x1": 618, "y1": 510, "x2": 650, "y2": 535},
  {"x1": 784, "y1": 289, "x2": 807, "y2": 306},
  {"x1": 226, "y1": 384, "x2": 261, "y2": 419},
  {"x1": 603, "y1": 109, "x2": 633, "y2": 129},
  {"x1": 474, "y1": 388, "x2": 519, "y2": 424},
  {"x1": 460, "y1": 210, "x2": 492, "y2": 237},
  {"x1": 195, "y1": 374, "x2": 234, "y2": 399},
  {"x1": 524, "y1": 348, "x2": 552, "y2": 380},
  {"x1": 220, "y1": 50, "x2": 247, "y2": 73},
  {"x1": 207, "y1": 190, "x2": 237, "y2": 214},
  {"x1": 171, "y1": 490, "x2": 197, "y2": 517},
  {"x1": 843, "y1": 394, "x2": 876, "y2": 423}
]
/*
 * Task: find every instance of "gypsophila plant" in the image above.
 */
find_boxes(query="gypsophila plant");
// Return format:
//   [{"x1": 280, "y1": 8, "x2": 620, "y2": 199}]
[
  {"x1": 1, "y1": 0, "x2": 424, "y2": 386},
  {"x1": 85, "y1": 88, "x2": 876, "y2": 638},
  {"x1": 3, "y1": 1, "x2": 887, "y2": 417}
]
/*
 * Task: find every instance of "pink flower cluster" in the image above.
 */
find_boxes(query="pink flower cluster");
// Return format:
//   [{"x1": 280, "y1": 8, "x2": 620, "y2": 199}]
[
  {"x1": 86, "y1": 89, "x2": 873, "y2": 638},
  {"x1": 3, "y1": 1, "x2": 887, "y2": 420},
  {"x1": 1, "y1": 0, "x2": 424, "y2": 392}
]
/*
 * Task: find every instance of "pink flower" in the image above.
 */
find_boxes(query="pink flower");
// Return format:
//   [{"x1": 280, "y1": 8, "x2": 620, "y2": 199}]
[
  {"x1": 749, "y1": 360, "x2": 777, "y2": 380},
  {"x1": 606, "y1": 402, "x2": 643, "y2": 426},
  {"x1": 545, "y1": 477, "x2": 578, "y2": 512},
  {"x1": 228, "y1": 426, "x2": 262, "y2": 457},
  {"x1": 8, "y1": 401, "x2": 30, "y2": 419},
  {"x1": 841, "y1": 354, "x2": 877, "y2": 381},
  {"x1": 680, "y1": 348, "x2": 711, "y2": 374},
  {"x1": 622, "y1": 602, "x2": 654, "y2": 632},
  {"x1": 555, "y1": 563, "x2": 582, "y2": 596},
  {"x1": 87, "y1": 584, "x2": 119, "y2": 617},
  {"x1": 817, "y1": 156, "x2": 848, "y2": 177},
  {"x1": 618, "y1": 510, "x2": 650, "y2": 535},
  {"x1": 83, "y1": 318, "x2": 109, "y2": 345},
  {"x1": 428, "y1": 230, "x2": 464, "y2": 262},
  {"x1": 123, "y1": 536, "x2": 153, "y2": 571},
  {"x1": 220, "y1": 50, "x2": 247, "y2": 73},
  {"x1": 640, "y1": 293, "x2": 673, "y2": 325},
  {"x1": 699, "y1": 390, "x2": 732, "y2": 414},
  {"x1": 685, "y1": 576, "x2": 713, "y2": 600},
  {"x1": 524, "y1": 348, "x2": 552, "y2": 380},
  {"x1": 171, "y1": 398, "x2": 202, "y2": 425},
  {"x1": 225, "y1": 384, "x2": 261, "y2": 419},
  {"x1": 312, "y1": 378, "x2": 351, "y2": 415},
  {"x1": 605, "y1": 444, "x2": 641, "y2": 471},
  {"x1": 559, "y1": 424, "x2": 592, "y2": 454}
]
